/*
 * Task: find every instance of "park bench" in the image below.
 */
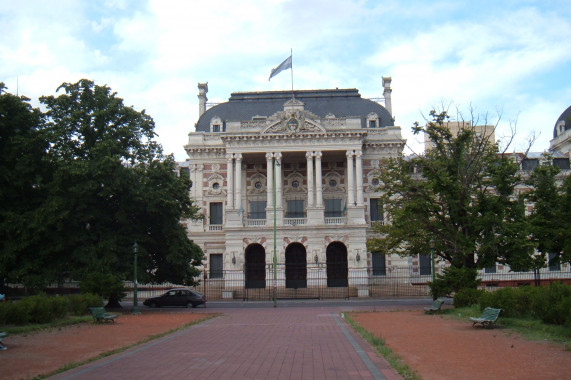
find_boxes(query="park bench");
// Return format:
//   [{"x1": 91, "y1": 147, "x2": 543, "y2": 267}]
[
  {"x1": 0, "y1": 332, "x2": 7, "y2": 350},
  {"x1": 424, "y1": 299, "x2": 444, "y2": 314},
  {"x1": 89, "y1": 307, "x2": 118, "y2": 323},
  {"x1": 470, "y1": 307, "x2": 502, "y2": 328}
]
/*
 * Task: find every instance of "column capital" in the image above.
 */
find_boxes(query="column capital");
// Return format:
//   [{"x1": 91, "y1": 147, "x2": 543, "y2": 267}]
[
  {"x1": 226, "y1": 153, "x2": 234, "y2": 160},
  {"x1": 314, "y1": 151, "x2": 322, "y2": 159},
  {"x1": 274, "y1": 152, "x2": 282, "y2": 161},
  {"x1": 235, "y1": 153, "x2": 242, "y2": 160},
  {"x1": 354, "y1": 150, "x2": 362, "y2": 158},
  {"x1": 306, "y1": 151, "x2": 314, "y2": 159},
  {"x1": 346, "y1": 150, "x2": 355, "y2": 158},
  {"x1": 265, "y1": 152, "x2": 274, "y2": 160}
]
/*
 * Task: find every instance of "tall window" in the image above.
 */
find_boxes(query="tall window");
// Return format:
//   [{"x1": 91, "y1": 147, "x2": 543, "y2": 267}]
[
  {"x1": 209, "y1": 254, "x2": 223, "y2": 279},
  {"x1": 548, "y1": 252, "x2": 561, "y2": 271},
  {"x1": 485, "y1": 265, "x2": 496, "y2": 274},
  {"x1": 325, "y1": 198, "x2": 342, "y2": 217},
  {"x1": 209, "y1": 202, "x2": 223, "y2": 225},
  {"x1": 286, "y1": 199, "x2": 305, "y2": 218},
  {"x1": 369, "y1": 198, "x2": 383, "y2": 223},
  {"x1": 250, "y1": 201, "x2": 266, "y2": 219},
  {"x1": 371, "y1": 252, "x2": 386, "y2": 276},
  {"x1": 419, "y1": 254, "x2": 432, "y2": 275},
  {"x1": 521, "y1": 159, "x2": 539, "y2": 171}
]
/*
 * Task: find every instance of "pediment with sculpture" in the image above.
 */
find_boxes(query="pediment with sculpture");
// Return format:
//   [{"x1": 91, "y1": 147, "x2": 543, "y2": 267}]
[{"x1": 260, "y1": 109, "x2": 327, "y2": 135}]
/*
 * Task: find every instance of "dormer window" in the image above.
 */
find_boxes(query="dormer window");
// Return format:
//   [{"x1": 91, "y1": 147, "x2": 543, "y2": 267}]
[
  {"x1": 366, "y1": 112, "x2": 379, "y2": 129},
  {"x1": 210, "y1": 116, "x2": 224, "y2": 133}
]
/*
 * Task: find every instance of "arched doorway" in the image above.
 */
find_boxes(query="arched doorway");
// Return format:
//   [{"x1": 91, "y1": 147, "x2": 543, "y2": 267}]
[
  {"x1": 285, "y1": 243, "x2": 307, "y2": 289},
  {"x1": 245, "y1": 243, "x2": 266, "y2": 289},
  {"x1": 326, "y1": 242, "x2": 348, "y2": 287}
]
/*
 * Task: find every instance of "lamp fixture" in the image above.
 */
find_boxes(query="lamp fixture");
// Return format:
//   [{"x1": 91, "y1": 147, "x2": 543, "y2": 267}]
[
  {"x1": 314, "y1": 254, "x2": 319, "y2": 264},
  {"x1": 232, "y1": 253, "x2": 236, "y2": 265},
  {"x1": 356, "y1": 253, "x2": 361, "y2": 262}
]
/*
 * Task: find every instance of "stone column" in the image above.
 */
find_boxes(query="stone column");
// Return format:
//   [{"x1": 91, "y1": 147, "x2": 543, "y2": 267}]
[
  {"x1": 266, "y1": 153, "x2": 274, "y2": 208},
  {"x1": 226, "y1": 153, "x2": 234, "y2": 209},
  {"x1": 346, "y1": 150, "x2": 355, "y2": 206},
  {"x1": 275, "y1": 152, "x2": 283, "y2": 208},
  {"x1": 306, "y1": 152, "x2": 314, "y2": 207},
  {"x1": 355, "y1": 150, "x2": 364, "y2": 206},
  {"x1": 234, "y1": 153, "x2": 242, "y2": 211},
  {"x1": 315, "y1": 151, "x2": 323, "y2": 207}
]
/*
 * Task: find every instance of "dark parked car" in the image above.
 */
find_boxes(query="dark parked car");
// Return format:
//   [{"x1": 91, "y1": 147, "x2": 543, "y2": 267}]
[{"x1": 143, "y1": 288, "x2": 206, "y2": 308}]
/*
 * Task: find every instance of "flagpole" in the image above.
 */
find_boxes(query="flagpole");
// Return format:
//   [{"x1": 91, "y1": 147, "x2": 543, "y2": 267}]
[{"x1": 290, "y1": 48, "x2": 294, "y2": 100}]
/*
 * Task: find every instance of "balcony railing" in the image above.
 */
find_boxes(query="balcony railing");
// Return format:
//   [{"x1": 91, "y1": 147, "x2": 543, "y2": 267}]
[
  {"x1": 246, "y1": 219, "x2": 266, "y2": 227},
  {"x1": 209, "y1": 225, "x2": 223, "y2": 231},
  {"x1": 284, "y1": 218, "x2": 307, "y2": 226},
  {"x1": 325, "y1": 217, "x2": 347, "y2": 225}
]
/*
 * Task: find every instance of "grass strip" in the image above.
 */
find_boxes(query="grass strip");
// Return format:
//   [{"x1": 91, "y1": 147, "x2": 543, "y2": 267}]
[
  {"x1": 32, "y1": 313, "x2": 220, "y2": 380},
  {"x1": 440, "y1": 306, "x2": 571, "y2": 351},
  {"x1": 344, "y1": 313, "x2": 421, "y2": 380}
]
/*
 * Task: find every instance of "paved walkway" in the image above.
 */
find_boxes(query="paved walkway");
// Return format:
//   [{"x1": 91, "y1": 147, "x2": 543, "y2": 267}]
[{"x1": 51, "y1": 304, "x2": 404, "y2": 380}]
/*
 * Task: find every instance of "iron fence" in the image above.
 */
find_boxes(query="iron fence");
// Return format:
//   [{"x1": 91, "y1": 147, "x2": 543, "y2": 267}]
[{"x1": 3, "y1": 265, "x2": 570, "y2": 302}]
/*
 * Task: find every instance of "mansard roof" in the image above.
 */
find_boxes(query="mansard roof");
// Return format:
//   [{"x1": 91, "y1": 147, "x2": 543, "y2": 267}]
[
  {"x1": 195, "y1": 88, "x2": 394, "y2": 132},
  {"x1": 554, "y1": 105, "x2": 571, "y2": 138}
]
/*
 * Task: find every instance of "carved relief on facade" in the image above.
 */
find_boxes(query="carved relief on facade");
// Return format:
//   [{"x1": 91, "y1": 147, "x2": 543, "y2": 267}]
[
  {"x1": 284, "y1": 172, "x2": 306, "y2": 194},
  {"x1": 243, "y1": 236, "x2": 267, "y2": 248},
  {"x1": 283, "y1": 236, "x2": 308, "y2": 249},
  {"x1": 205, "y1": 173, "x2": 226, "y2": 196},
  {"x1": 324, "y1": 235, "x2": 349, "y2": 246},
  {"x1": 247, "y1": 172, "x2": 267, "y2": 195},
  {"x1": 323, "y1": 171, "x2": 344, "y2": 193},
  {"x1": 366, "y1": 169, "x2": 381, "y2": 192},
  {"x1": 260, "y1": 109, "x2": 326, "y2": 135}
]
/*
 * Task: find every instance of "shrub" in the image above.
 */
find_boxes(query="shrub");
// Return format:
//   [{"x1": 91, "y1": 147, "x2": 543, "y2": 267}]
[
  {"x1": 66, "y1": 293, "x2": 103, "y2": 315},
  {"x1": 428, "y1": 267, "x2": 480, "y2": 299},
  {"x1": 453, "y1": 288, "x2": 485, "y2": 307},
  {"x1": 80, "y1": 273, "x2": 126, "y2": 303},
  {"x1": 530, "y1": 282, "x2": 571, "y2": 325}
]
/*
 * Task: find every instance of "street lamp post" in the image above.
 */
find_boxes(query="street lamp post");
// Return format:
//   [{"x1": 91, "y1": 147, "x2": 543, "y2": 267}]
[
  {"x1": 132, "y1": 242, "x2": 141, "y2": 315},
  {"x1": 273, "y1": 157, "x2": 278, "y2": 308}
]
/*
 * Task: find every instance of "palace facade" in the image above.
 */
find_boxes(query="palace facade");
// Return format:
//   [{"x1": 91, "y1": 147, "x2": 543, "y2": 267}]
[{"x1": 181, "y1": 79, "x2": 405, "y2": 294}]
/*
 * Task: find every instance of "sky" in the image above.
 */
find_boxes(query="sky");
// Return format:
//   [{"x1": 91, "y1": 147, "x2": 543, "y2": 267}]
[{"x1": 2, "y1": 0, "x2": 571, "y2": 161}]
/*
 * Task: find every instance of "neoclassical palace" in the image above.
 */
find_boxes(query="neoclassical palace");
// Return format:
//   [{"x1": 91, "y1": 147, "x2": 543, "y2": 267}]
[{"x1": 181, "y1": 79, "x2": 405, "y2": 294}]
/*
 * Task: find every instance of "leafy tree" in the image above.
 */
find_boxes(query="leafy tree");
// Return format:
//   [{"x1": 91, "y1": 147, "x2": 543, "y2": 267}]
[
  {"x1": 561, "y1": 175, "x2": 571, "y2": 264},
  {"x1": 526, "y1": 159, "x2": 570, "y2": 267},
  {"x1": 0, "y1": 83, "x2": 50, "y2": 291},
  {"x1": 2, "y1": 80, "x2": 203, "y2": 294},
  {"x1": 368, "y1": 110, "x2": 534, "y2": 282}
]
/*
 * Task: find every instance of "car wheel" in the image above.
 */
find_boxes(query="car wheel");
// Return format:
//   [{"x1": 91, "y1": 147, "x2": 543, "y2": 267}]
[
  {"x1": 150, "y1": 302, "x2": 158, "y2": 308},
  {"x1": 186, "y1": 302, "x2": 194, "y2": 309}
]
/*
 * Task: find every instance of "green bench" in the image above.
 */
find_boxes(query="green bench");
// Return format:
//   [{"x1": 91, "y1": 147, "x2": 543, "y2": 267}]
[
  {"x1": 0, "y1": 332, "x2": 7, "y2": 350},
  {"x1": 424, "y1": 299, "x2": 444, "y2": 314},
  {"x1": 470, "y1": 307, "x2": 502, "y2": 328},
  {"x1": 89, "y1": 307, "x2": 119, "y2": 323}
]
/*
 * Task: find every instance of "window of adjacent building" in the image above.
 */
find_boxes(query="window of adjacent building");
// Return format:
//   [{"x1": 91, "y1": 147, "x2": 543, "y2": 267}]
[
  {"x1": 553, "y1": 158, "x2": 570, "y2": 170},
  {"x1": 369, "y1": 120, "x2": 376, "y2": 128},
  {"x1": 419, "y1": 254, "x2": 432, "y2": 275},
  {"x1": 250, "y1": 201, "x2": 267, "y2": 219},
  {"x1": 325, "y1": 198, "x2": 343, "y2": 217},
  {"x1": 371, "y1": 251, "x2": 386, "y2": 276},
  {"x1": 286, "y1": 199, "x2": 305, "y2": 218},
  {"x1": 369, "y1": 198, "x2": 383, "y2": 222},
  {"x1": 548, "y1": 252, "x2": 560, "y2": 271},
  {"x1": 485, "y1": 265, "x2": 496, "y2": 273},
  {"x1": 210, "y1": 254, "x2": 223, "y2": 279},
  {"x1": 212, "y1": 124, "x2": 220, "y2": 133},
  {"x1": 209, "y1": 202, "x2": 223, "y2": 225},
  {"x1": 521, "y1": 159, "x2": 539, "y2": 171}
]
